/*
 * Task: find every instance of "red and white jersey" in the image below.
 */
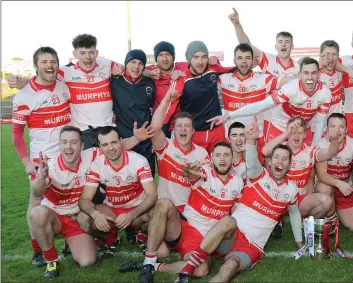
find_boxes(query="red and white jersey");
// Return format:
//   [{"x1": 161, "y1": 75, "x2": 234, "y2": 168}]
[
  {"x1": 319, "y1": 69, "x2": 343, "y2": 115},
  {"x1": 342, "y1": 55, "x2": 353, "y2": 113},
  {"x1": 232, "y1": 156, "x2": 247, "y2": 183},
  {"x1": 258, "y1": 53, "x2": 300, "y2": 78},
  {"x1": 155, "y1": 139, "x2": 208, "y2": 208},
  {"x1": 218, "y1": 71, "x2": 278, "y2": 134},
  {"x1": 58, "y1": 58, "x2": 116, "y2": 130},
  {"x1": 41, "y1": 148, "x2": 100, "y2": 215},
  {"x1": 285, "y1": 142, "x2": 318, "y2": 194},
  {"x1": 183, "y1": 166, "x2": 244, "y2": 236},
  {"x1": 12, "y1": 78, "x2": 71, "y2": 159},
  {"x1": 85, "y1": 150, "x2": 153, "y2": 209},
  {"x1": 233, "y1": 168, "x2": 299, "y2": 250},
  {"x1": 316, "y1": 136, "x2": 353, "y2": 182},
  {"x1": 269, "y1": 79, "x2": 332, "y2": 132}
]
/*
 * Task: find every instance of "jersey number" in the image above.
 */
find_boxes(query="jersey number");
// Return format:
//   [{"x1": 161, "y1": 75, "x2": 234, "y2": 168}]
[
  {"x1": 86, "y1": 75, "x2": 94, "y2": 83},
  {"x1": 52, "y1": 96, "x2": 60, "y2": 105},
  {"x1": 238, "y1": 86, "x2": 246, "y2": 92}
]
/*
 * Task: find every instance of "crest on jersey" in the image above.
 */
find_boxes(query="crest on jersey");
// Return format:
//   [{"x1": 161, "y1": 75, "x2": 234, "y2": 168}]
[
  {"x1": 250, "y1": 84, "x2": 257, "y2": 91},
  {"x1": 13, "y1": 103, "x2": 18, "y2": 112},
  {"x1": 99, "y1": 72, "x2": 106, "y2": 78},
  {"x1": 146, "y1": 86, "x2": 153, "y2": 95},
  {"x1": 345, "y1": 158, "x2": 351, "y2": 164},
  {"x1": 210, "y1": 74, "x2": 217, "y2": 82},
  {"x1": 284, "y1": 193, "x2": 290, "y2": 202},
  {"x1": 300, "y1": 160, "x2": 307, "y2": 167}
]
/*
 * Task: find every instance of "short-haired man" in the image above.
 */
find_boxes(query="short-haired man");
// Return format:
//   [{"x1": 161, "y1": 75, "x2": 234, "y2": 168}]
[
  {"x1": 262, "y1": 117, "x2": 339, "y2": 219},
  {"x1": 29, "y1": 126, "x2": 97, "y2": 279},
  {"x1": 78, "y1": 126, "x2": 158, "y2": 251},
  {"x1": 175, "y1": 120, "x2": 303, "y2": 283},
  {"x1": 137, "y1": 142, "x2": 244, "y2": 283},
  {"x1": 11, "y1": 46, "x2": 71, "y2": 266},
  {"x1": 208, "y1": 57, "x2": 332, "y2": 146},
  {"x1": 110, "y1": 49, "x2": 156, "y2": 175},
  {"x1": 315, "y1": 113, "x2": 353, "y2": 231},
  {"x1": 150, "y1": 89, "x2": 208, "y2": 212}
]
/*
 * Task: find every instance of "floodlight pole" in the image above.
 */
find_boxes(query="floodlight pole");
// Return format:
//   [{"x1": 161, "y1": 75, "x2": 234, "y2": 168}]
[{"x1": 127, "y1": 1, "x2": 132, "y2": 51}]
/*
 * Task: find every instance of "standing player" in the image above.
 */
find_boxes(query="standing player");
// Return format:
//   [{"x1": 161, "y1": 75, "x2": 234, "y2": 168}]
[
  {"x1": 77, "y1": 126, "x2": 158, "y2": 247},
  {"x1": 11, "y1": 47, "x2": 71, "y2": 266},
  {"x1": 261, "y1": 117, "x2": 339, "y2": 219},
  {"x1": 342, "y1": 35, "x2": 353, "y2": 136},
  {"x1": 150, "y1": 89, "x2": 208, "y2": 212},
  {"x1": 137, "y1": 142, "x2": 244, "y2": 283},
  {"x1": 315, "y1": 113, "x2": 353, "y2": 231},
  {"x1": 29, "y1": 126, "x2": 97, "y2": 279},
  {"x1": 174, "y1": 119, "x2": 303, "y2": 283},
  {"x1": 208, "y1": 57, "x2": 332, "y2": 146}
]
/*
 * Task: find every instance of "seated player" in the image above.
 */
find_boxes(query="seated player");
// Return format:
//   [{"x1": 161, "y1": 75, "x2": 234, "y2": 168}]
[
  {"x1": 135, "y1": 142, "x2": 244, "y2": 283},
  {"x1": 29, "y1": 126, "x2": 98, "y2": 279},
  {"x1": 208, "y1": 57, "x2": 332, "y2": 146},
  {"x1": 262, "y1": 117, "x2": 339, "y2": 219},
  {"x1": 315, "y1": 113, "x2": 353, "y2": 231},
  {"x1": 77, "y1": 126, "x2": 158, "y2": 252},
  {"x1": 174, "y1": 118, "x2": 303, "y2": 283},
  {"x1": 150, "y1": 89, "x2": 208, "y2": 212}
]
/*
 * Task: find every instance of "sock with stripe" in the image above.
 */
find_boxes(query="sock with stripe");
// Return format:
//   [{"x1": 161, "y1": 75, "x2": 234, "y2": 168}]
[
  {"x1": 155, "y1": 263, "x2": 166, "y2": 272},
  {"x1": 31, "y1": 239, "x2": 42, "y2": 253},
  {"x1": 143, "y1": 251, "x2": 157, "y2": 266},
  {"x1": 105, "y1": 228, "x2": 117, "y2": 246},
  {"x1": 181, "y1": 247, "x2": 209, "y2": 275},
  {"x1": 42, "y1": 246, "x2": 58, "y2": 263}
]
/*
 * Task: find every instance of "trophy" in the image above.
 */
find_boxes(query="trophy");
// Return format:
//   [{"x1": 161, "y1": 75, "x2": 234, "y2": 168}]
[{"x1": 306, "y1": 217, "x2": 330, "y2": 260}]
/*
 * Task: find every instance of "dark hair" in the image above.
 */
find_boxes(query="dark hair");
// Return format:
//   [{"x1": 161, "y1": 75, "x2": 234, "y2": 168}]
[
  {"x1": 228, "y1": 122, "x2": 245, "y2": 137},
  {"x1": 276, "y1": 31, "x2": 293, "y2": 43},
  {"x1": 33, "y1": 47, "x2": 59, "y2": 67},
  {"x1": 320, "y1": 40, "x2": 340, "y2": 54},
  {"x1": 174, "y1": 112, "x2": 194, "y2": 128},
  {"x1": 300, "y1": 57, "x2": 319, "y2": 73},
  {"x1": 327, "y1": 113, "x2": 347, "y2": 127},
  {"x1": 96, "y1": 126, "x2": 120, "y2": 143},
  {"x1": 234, "y1": 43, "x2": 253, "y2": 59},
  {"x1": 271, "y1": 144, "x2": 293, "y2": 162},
  {"x1": 60, "y1": 125, "x2": 83, "y2": 143},
  {"x1": 72, "y1": 34, "x2": 97, "y2": 49},
  {"x1": 287, "y1": 116, "x2": 307, "y2": 129},
  {"x1": 213, "y1": 141, "x2": 233, "y2": 155}
]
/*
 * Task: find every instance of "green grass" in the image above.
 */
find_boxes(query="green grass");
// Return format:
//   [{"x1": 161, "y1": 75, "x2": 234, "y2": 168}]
[{"x1": 1, "y1": 124, "x2": 353, "y2": 282}]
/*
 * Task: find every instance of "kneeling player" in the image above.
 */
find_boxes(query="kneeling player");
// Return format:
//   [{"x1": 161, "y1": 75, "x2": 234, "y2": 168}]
[
  {"x1": 29, "y1": 126, "x2": 98, "y2": 279},
  {"x1": 78, "y1": 126, "x2": 158, "y2": 252},
  {"x1": 175, "y1": 119, "x2": 303, "y2": 283},
  {"x1": 262, "y1": 117, "x2": 339, "y2": 219}
]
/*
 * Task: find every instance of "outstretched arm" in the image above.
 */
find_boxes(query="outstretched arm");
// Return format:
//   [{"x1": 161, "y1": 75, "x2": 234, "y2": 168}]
[
  {"x1": 245, "y1": 117, "x2": 263, "y2": 179},
  {"x1": 288, "y1": 203, "x2": 304, "y2": 248}
]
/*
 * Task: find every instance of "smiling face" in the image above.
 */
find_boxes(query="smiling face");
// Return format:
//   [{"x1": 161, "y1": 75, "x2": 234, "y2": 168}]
[
  {"x1": 157, "y1": 51, "x2": 174, "y2": 72},
  {"x1": 269, "y1": 147, "x2": 291, "y2": 181},
  {"x1": 300, "y1": 63, "x2": 320, "y2": 93},
  {"x1": 174, "y1": 117, "x2": 195, "y2": 148},
  {"x1": 98, "y1": 130, "x2": 123, "y2": 162},
  {"x1": 234, "y1": 49, "x2": 253, "y2": 76},
  {"x1": 190, "y1": 51, "x2": 208, "y2": 75},
  {"x1": 59, "y1": 131, "x2": 83, "y2": 165},
  {"x1": 212, "y1": 145, "x2": 233, "y2": 175},
  {"x1": 275, "y1": 35, "x2": 293, "y2": 59},
  {"x1": 321, "y1": 46, "x2": 339, "y2": 72},
  {"x1": 288, "y1": 124, "x2": 306, "y2": 149},
  {"x1": 34, "y1": 53, "x2": 58, "y2": 84},
  {"x1": 126, "y1": 59, "x2": 145, "y2": 79},
  {"x1": 229, "y1": 127, "x2": 246, "y2": 153},
  {"x1": 73, "y1": 46, "x2": 98, "y2": 71}
]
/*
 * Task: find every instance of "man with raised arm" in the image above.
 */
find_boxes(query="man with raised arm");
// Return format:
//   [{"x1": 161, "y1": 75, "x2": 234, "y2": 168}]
[{"x1": 174, "y1": 118, "x2": 303, "y2": 283}]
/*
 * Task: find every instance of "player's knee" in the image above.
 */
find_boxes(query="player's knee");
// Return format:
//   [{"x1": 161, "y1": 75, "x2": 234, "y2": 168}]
[
  {"x1": 219, "y1": 216, "x2": 237, "y2": 234},
  {"x1": 193, "y1": 262, "x2": 210, "y2": 277},
  {"x1": 155, "y1": 198, "x2": 174, "y2": 213},
  {"x1": 221, "y1": 257, "x2": 241, "y2": 274},
  {"x1": 315, "y1": 183, "x2": 333, "y2": 195},
  {"x1": 77, "y1": 212, "x2": 92, "y2": 233},
  {"x1": 29, "y1": 206, "x2": 48, "y2": 226},
  {"x1": 318, "y1": 194, "x2": 333, "y2": 211},
  {"x1": 76, "y1": 255, "x2": 96, "y2": 267}
]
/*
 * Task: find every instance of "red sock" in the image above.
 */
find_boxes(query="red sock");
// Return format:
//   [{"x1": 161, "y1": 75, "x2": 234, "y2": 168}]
[
  {"x1": 181, "y1": 246, "x2": 209, "y2": 275},
  {"x1": 105, "y1": 228, "x2": 117, "y2": 246},
  {"x1": 31, "y1": 239, "x2": 42, "y2": 253},
  {"x1": 42, "y1": 246, "x2": 58, "y2": 262}
]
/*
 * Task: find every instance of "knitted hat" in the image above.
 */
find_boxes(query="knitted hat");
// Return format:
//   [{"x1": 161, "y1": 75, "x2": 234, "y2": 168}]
[
  {"x1": 124, "y1": 49, "x2": 147, "y2": 67},
  {"x1": 154, "y1": 41, "x2": 175, "y2": 60},
  {"x1": 185, "y1": 41, "x2": 209, "y2": 63}
]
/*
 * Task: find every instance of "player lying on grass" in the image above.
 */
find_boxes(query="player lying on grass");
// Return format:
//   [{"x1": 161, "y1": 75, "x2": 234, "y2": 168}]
[{"x1": 173, "y1": 117, "x2": 304, "y2": 283}]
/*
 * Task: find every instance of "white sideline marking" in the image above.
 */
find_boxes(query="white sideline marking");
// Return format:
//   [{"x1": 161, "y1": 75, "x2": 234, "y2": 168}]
[{"x1": 2, "y1": 251, "x2": 352, "y2": 261}]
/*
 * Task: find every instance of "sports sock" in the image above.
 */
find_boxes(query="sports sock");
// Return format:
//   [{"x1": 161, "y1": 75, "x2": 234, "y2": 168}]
[
  {"x1": 181, "y1": 246, "x2": 209, "y2": 275},
  {"x1": 143, "y1": 251, "x2": 157, "y2": 266},
  {"x1": 43, "y1": 246, "x2": 58, "y2": 263},
  {"x1": 31, "y1": 239, "x2": 42, "y2": 253}
]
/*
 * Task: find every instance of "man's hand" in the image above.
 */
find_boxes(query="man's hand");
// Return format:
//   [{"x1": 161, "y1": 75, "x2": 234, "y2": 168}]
[
  {"x1": 182, "y1": 162, "x2": 206, "y2": 180},
  {"x1": 171, "y1": 70, "x2": 183, "y2": 81},
  {"x1": 245, "y1": 116, "x2": 259, "y2": 141},
  {"x1": 112, "y1": 113, "x2": 117, "y2": 124},
  {"x1": 23, "y1": 158, "x2": 39, "y2": 176},
  {"x1": 207, "y1": 114, "x2": 230, "y2": 130},
  {"x1": 148, "y1": 68, "x2": 161, "y2": 80},
  {"x1": 91, "y1": 211, "x2": 115, "y2": 232},
  {"x1": 286, "y1": 118, "x2": 303, "y2": 136},
  {"x1": 208, "y1": 56, "x2": 220, "y2": 65},
  {"x1": 336, "y1": 181, "x2": 353, "y2": 197},
  {"x1": 133, "y1": 121, "x2": 155, "y2": 142},
  {"x1": 327, "y1": 127, "x2": 339, "y2": 143},
  {"x1": 36, "y1": 151, "x2": 49, "y2": 179},
  {"x1": 7, "y1": 74, "x2": 26, "y2": 89},
  {"x1": 115, "y1": 213, "x2": 133, "y2": 229},
  {"x1": 228, "y1": 8, "x2": 240, "y2": 25},
  {"x1": 319, "y1": 53, "x2": 330, "y2": 69},
  {"x1": 111, "y1": 64, "x2": 125, "y2": 76},
  {"x1": 164, "y1": 89, "x2": 180, "y2": 103}
]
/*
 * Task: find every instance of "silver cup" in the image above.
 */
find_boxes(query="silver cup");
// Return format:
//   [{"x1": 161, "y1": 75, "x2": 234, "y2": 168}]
[{"x1": 311, "y1": 219, "x2": 330, "y2": 260}]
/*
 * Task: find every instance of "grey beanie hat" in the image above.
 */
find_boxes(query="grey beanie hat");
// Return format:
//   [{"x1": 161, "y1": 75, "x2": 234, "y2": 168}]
[{"x1": 185, "y1": 41, "x2": 209, "y2": 63}]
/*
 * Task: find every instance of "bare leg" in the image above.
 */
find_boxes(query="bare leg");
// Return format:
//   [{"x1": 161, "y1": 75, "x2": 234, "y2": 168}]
[
  {"x1": 209, "y1": 256, "x2": 243, "y2": 283},
  {"x1": 27, "y1": 192, "x2": 43, "y2": 239},
  {"x1": 315, "y1": 183, "x2": 335, "y2": 216},
  {"x1": 67, "y1": 234, "x2": 97, "y2": 266},
  {"x1": 337, "y1": 207, "x2": 353, "y2": 232},
  {"x1": 299, "y1": 193, "x2": 332, "y2": 218}
]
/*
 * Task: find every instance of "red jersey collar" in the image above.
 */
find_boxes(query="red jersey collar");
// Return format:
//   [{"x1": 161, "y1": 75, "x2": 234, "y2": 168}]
[
  {"x1": 320, "y1": 68, "x2": 337, "y2": 77},
  {"x1": 173, "y1": 139, "x2": 195, "y2": 155},
  {"x1": 211, "y1": 168, "x2": 233, "y2": 185},
  {"x1": 29, "y1": 76, "x2": 56, "y2": 92},
  {"x1": 233, "y1": 155, "x2": 245, "y2": 167},
  {"x1": 299, "y1": 80, "x2": 322, "y2": 97},
  {"x1": 232, "y1": 70, "x2": 254, "y2": 82},
  {"x1": 276, "y1": 56, "x2": 295, "y2": 70},
  {"x1": 123, "y1": 72, "x2": 142, "y2": 84},
  {"x1": 74, "y1": 61, "x2": 99, "y2": 73},
  {"x1": 104, "y1": 150, "x2": 129, "y2": 172},
  {"x1": 57, "y1": 154, "x2": 82, "y2": 173}
]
